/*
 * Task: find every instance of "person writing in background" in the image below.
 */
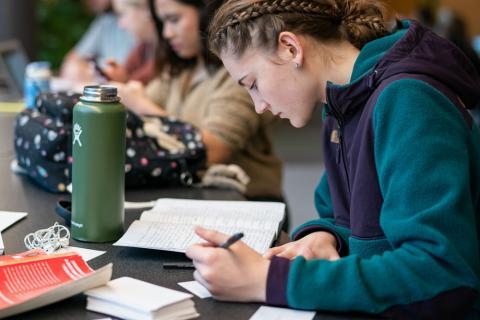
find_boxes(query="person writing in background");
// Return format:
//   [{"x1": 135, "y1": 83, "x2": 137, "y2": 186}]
[
  {"x1": 102, "y1": 0, "x2": 158, "y2": 84},
  {"x1": 186, "y1": 0, "x2": 480, "y2": 318},
  {"x1": 113, "y1": 0, "x2": 284, "y2": 203},
  {"x1": 60, "y1": 0, "x2": 136, "y2": 82}
]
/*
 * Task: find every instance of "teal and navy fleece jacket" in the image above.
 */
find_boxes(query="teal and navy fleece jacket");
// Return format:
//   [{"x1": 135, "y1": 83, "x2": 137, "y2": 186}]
[{"x1": 266, "y1": 20, "x2": 480, "y2": 319}]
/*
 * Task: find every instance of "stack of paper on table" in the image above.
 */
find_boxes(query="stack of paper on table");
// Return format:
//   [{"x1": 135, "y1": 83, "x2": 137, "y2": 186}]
[
  {"x1": 0, "y1": 249, "x2": 112, "y2": 319},
  {"x1": 85, "y1": 277, "x2": 199, "y2": 320},
  {"x1": 0, "y1": 211, "x2": 27, "y2": 232},
  {"x1": 0, "y1": 211, "x2": 28, "y2": 255},
  {"x1": 114, "y1": 198, "x2": 286, "y2": 254}
]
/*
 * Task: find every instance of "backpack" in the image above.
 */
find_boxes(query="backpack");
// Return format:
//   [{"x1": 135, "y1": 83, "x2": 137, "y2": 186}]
[{"x1": 14, "y1": 91, "x2": 206, "y2": 193}]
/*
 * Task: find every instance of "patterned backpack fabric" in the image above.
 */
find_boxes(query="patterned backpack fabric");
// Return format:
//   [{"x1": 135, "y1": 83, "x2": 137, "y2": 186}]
[
  {"x1": 123, "y1": 111, "x2": 206, "y2": 187},
  {"x1": 14, "y1": 92, "x2": 206, "y2": 193}
]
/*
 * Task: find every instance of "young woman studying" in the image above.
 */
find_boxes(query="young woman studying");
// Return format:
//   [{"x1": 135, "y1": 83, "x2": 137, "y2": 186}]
[{"x1": 186, "y1": 0, "x2": 480, "y2": 318}]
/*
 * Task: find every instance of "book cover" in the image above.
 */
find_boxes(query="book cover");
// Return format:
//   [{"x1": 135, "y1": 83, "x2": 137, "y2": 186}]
[{"x1": 0, "y1": 249, "x2": 112, "y2": 319}]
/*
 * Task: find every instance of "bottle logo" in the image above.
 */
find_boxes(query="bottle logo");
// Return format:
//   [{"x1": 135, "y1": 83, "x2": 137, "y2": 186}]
[
  {"x1": 71, "y1": 220, "x2": 84, "y2": 228},
  {"x1": 73, "y1": 123, "x2": 83, "y2": 147}
]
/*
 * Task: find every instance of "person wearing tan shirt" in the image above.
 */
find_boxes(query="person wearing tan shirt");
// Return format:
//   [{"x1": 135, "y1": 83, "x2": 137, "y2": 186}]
[{"x1": 113, "y1": 0, "x2": 283, "y2": 200}]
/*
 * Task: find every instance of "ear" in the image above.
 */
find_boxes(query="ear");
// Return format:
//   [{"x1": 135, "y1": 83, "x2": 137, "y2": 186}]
[{"x1": 276, "y1": 31, "x2": 304, "y2": 67}]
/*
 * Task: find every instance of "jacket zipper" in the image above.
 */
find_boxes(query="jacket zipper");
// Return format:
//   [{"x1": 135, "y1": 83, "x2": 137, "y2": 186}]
[
  {"x1": 327, "y1": 99, "x2": 352, "y2": 198},
  {"x1": 336, "y1": 116, "x2": 351, "y2": 196}
]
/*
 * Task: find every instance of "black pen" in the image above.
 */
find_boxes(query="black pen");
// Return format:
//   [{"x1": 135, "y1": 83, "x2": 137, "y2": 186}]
[
  {"x1": 163, "y1": 262, "x2": 195, "y2": 269},
  {"x1": 218, "y1": 232, "x2": 244, "y2": 249},
  {"x1": 162, "y1": 232, "x2": 244, "y2": 269}
]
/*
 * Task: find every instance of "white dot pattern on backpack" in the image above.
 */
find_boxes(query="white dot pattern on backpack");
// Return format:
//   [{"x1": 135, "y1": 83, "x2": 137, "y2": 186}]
[
  {"x1": 151, "y1": 167, "x2": 162, "y2": 177},
  {"x1": 126, "y1": 148, "x2": 136, "y2": 158},
  {"x1": 16, "y1": 93, "x2": 206, "y2": 191},
  {"x1": 47, "y1": 131, "x2": 58, "y2": 141},
  {"x1": 34, "y1": 134, "x2": 41, "y2": 148}
]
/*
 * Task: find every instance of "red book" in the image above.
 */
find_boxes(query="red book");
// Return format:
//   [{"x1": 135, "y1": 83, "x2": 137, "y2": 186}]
[{"x1": 0, "y1": 249, "x2": 111, "y2": 318}]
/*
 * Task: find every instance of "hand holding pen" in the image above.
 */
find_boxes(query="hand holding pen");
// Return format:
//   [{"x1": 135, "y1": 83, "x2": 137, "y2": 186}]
[
  {"x1": 163, "y1": 231, "x2": 244, "y2": 269},
  {"x1": 218, "y1": 232, "x2": 244, "y2": 249},
  {"x1": 186, "y1": 227, "x2": 270, "y2": 302}
]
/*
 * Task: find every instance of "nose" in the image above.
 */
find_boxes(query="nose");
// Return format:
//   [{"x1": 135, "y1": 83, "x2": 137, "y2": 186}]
[
  {"x1": 254, "y1": 101, "x2": 269, "y2": 114},
  {"x1": 163, "y1": 23, "x2": 174, "y2": 40}
]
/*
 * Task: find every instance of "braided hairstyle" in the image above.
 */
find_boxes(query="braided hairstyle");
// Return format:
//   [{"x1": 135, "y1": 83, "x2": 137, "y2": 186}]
[{"x1": 208, "y1": 0, "x2": 390, "y2": 57}]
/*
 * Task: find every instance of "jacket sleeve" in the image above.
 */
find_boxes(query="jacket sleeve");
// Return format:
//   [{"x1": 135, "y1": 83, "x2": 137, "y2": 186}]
[
  {"x1": 266, "y1": 79, "x2": 480, "y2": 317},
  {"x1": 291, "y1": 174, "x2": 350, "y2": 256}
]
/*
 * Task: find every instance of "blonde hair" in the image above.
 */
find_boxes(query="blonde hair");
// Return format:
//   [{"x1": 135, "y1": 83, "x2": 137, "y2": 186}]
[{"x1": 208, "y1": 0, "x2": 390, "y2": 57}]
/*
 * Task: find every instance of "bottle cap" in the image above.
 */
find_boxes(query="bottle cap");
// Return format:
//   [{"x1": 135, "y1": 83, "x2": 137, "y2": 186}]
[
  {"x1": 80, "y1": 85, "x2": 120, "y2": 103},
  {"x1": 25, "y1": 61, "x2": 52, "y2": 79}
]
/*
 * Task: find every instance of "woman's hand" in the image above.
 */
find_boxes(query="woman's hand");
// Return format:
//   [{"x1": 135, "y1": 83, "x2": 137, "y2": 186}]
[
  {"x1": 114, "y1": 81, "x2": 166, "y2": 116},
  {"x1": 114, "y1": 80, "x2": 144, "y2": 109},
  {"x1": 186, "y1": 227, "x2": 270, "y2": 302},
  {"x1": 263, "y1": 231, "x2": 340, "y2": 261},
  {"x1": 102, "y1": 59, "x2": 128, "y2": 82}
]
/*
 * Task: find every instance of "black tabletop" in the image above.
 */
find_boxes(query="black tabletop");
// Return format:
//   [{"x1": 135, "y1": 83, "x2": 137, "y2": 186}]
[{"x1": 0, "y1": 112, "x2": 378, "y2": 320}]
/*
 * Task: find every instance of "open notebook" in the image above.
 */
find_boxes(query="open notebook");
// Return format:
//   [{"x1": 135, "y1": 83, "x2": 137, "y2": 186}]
[{"x1": 114, "y1": 198, "x2": 286, "y2": 254}]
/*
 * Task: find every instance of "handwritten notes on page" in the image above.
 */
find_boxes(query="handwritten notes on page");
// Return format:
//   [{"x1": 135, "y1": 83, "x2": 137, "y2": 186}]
[{"x1": 114, "y1": 199, "x2": 285, "y2": 254}]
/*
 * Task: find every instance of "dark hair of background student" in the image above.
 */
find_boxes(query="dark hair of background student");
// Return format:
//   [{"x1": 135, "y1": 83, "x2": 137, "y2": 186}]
[{"x1": 147, "y1": 0, "x2": 222, "y2": 76}]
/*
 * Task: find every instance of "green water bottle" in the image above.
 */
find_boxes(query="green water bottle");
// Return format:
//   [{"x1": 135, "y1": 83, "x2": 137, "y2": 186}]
[{"x1": 71, "y1": 85, "x2": 126, "y2": 242}]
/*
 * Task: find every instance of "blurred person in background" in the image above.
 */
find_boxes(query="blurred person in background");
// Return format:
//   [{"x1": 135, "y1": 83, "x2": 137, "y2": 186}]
[
  {"x1": 436, "y1": 8, "x2": 480, "y2": 121},
  {"x1": 101, "y1": 0, "x2": 157, "y2": 84},
  {"x1": 435, "y1": 8, "x2": 480, "y2": 76},
  {"x1": 113, "y1": 0, "x2": 285, "y2": 204},
  {"x1": 60, "y1": 0, "x2": 136, "y2": 82}
]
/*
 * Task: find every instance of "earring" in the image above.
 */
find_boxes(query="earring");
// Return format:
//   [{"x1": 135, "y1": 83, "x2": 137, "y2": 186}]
[{"x1": 295, "y1": 63, "x2": 300, "y2": 69}]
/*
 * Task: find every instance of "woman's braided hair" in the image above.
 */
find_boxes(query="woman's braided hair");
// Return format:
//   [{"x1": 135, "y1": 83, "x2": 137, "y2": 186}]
[{"x1": 208, "y1": 0, "x2": 390, "y2": 57}]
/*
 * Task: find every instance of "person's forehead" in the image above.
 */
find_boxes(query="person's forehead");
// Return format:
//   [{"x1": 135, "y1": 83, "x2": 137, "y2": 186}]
[{"x1": 221, "y1": 53, "x2": 251, "y2": 78}]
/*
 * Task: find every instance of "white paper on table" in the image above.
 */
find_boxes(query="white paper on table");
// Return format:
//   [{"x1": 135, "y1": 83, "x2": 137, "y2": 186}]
[
  {"x1": 178, "y1": 281, "x2": 212, "y2": 299},
  {"x1": 55, "y1": 246, "x2": 105, "y2": 261},
  {"x1": 85, "y1": 277, "x2": 194, "y2": 311},
  {"x1": 0, "y1": 233, "x2": 4, "y2": 255},
  {"x1": 249, "y1": 306, "x2": 316, "y2": 320},
  {"x1": 124, "y1": 201, "x2": 156, "y2": 209},
  {"x1": 0, "y1": 211, "x2": 28, "y2": 232}
]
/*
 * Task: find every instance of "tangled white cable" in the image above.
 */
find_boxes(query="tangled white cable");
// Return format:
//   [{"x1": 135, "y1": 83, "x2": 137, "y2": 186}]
[{"x1": 24, "y1": 222, "x2": 70, "y2": 253}]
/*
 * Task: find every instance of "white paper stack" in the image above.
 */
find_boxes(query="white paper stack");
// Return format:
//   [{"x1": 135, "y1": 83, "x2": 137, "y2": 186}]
[
  {"x1": 0, "y1": 210, "x2": 28, "y2": 255},
  {"x1": 0, "y1": 233, "x2": 3, "y2": 255},
  {"x1": 85, "y1": 277, "x2": 199, "y2": 320},
  {"x1": 0, "y1": 211, "x2": 28, "y2": 231}
]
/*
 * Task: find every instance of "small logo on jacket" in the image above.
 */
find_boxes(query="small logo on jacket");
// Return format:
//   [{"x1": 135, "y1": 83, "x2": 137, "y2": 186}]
[
  {"x1": 330, "y1": 129, "x2": 340, "y2": 144},
  {"x1": 73, "y1": 123, "x2": 82, "y2": 147}
]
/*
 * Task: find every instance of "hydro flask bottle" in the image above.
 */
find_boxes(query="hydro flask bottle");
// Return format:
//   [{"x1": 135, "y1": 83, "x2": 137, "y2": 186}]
[{"x1": 71, "y1": 85, "x2": 126, "y2": 242}]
